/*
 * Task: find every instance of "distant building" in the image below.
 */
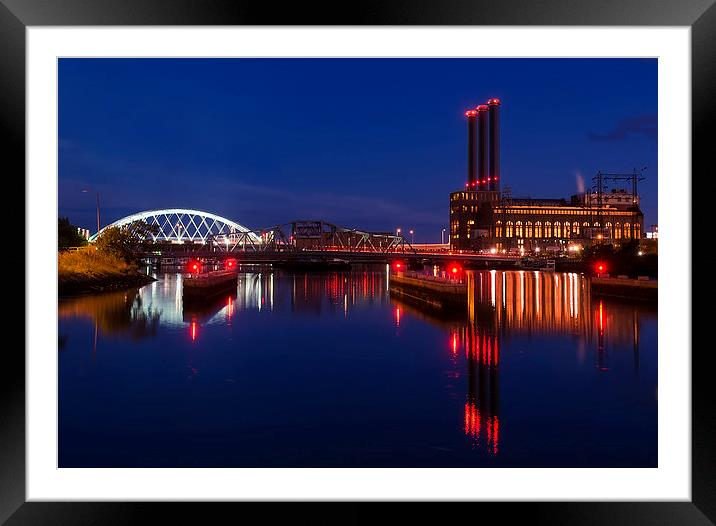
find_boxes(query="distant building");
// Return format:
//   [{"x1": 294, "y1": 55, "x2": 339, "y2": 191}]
[
  {"x1": 450, "y1": 99, "x2": 645, "y2": 252},
  {"x1": 450, "y1": 190, "x2": 644, "y2": 252}
]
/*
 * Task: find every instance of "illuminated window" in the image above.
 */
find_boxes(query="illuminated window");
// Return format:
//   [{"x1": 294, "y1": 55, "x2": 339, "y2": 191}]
[
  {"x1": 573, "y1": 222, "x2": 580, "y2": 236},
  {"x1": 516, "y1": 221, "x2": 523, "y2": 238},
  {"x1": 554, "y1": 221, "x2": 562, "y2": 238},
  {"x1": 614, "y1": 222, "x2": 621, "y2": 239},
  {"x1": 606, "y1": 222, "x2": 613, "y2": 238},
  {"x1": 624, "y1": 222, "x2": 631, "y2": 239},
  {"x1": 563, "y1": 222, "x2": 570, "y2": 238},
  {"x1": 506, "y1": 221, "x2": 513, "y2": 238},
  {"x1": 526, "y1": 221, "x2": 533, "y2": 238},
  {"x1": 635, "y1": 223, "x2": 641, "y2": 238},
  {"x1": 535, "y1": 221, "x2": 542, "y2": 238},
  {"x1": 495, "y1": 220, "x2": 503, "y2": 238},
  {"x1": 545, "y1": 221, "x2": 552, "y2": 238}
]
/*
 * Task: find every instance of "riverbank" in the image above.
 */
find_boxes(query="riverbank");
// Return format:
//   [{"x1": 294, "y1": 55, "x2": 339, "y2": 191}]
[{"x1": 58, "y1": 247, "x2": 156, "y2": 296}]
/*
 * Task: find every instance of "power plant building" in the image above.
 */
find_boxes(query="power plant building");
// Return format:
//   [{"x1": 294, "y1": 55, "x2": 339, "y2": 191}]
[{"x1": 450, "y1": 99, "x2": 644, "y2": 251}]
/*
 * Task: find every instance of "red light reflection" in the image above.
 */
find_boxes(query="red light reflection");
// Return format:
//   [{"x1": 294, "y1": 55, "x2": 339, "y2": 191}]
[{"x1": 455, "y1": 327, "x2": 501, "y2": 454}]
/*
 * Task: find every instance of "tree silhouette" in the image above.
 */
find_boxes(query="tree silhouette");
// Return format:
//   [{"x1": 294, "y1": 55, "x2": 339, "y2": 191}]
[{"x1": 58, "y1": 217, "x2": 87, "y2": 250}]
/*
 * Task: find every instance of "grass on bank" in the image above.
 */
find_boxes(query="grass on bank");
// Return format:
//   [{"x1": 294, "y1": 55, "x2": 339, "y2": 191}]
[
  {"x1": 59, "y1": 246, "x2": 134, "y2": 277},
  {"x1": 58, "y1": 246, "x2": 151, "y2": 293}
]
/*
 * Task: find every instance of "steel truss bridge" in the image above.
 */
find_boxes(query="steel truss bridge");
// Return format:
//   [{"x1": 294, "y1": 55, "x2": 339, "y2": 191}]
[{"x1": 205, "y1": 220, "x2": 412, "y2": 254}]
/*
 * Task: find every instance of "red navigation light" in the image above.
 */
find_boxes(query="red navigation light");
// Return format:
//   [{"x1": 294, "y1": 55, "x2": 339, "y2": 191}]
[
  {"x1": 450, "y1": 264, "x2": 461, "y2": 275},
  {"x1": 477, "y1": 104, "x2": 489, "y2": 111},
  {"x1": 465, "y1": 109, "x2": 477, "y2": 117},
  {"x1": 596, "y1": 262, "x2": 607, "y2": 273},
  {"x1": 393, "y1": 261, "x2": 404, "y2": 270},
  {"x1": 488, "y1": 98, "x2": 501, "y2": 105},
  {"x1": 188, "y1": 260, "x2": 202, "y2": 274},
  {"x1": 225, "y1": 258, "x2": 237, "y2": 269}
]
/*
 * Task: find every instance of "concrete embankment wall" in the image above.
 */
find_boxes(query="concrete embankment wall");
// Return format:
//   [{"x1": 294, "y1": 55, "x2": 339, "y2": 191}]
[
  {"x1": 58, "y1": 272, "x2": 156, "y2": 296},
  {"x1": 389, "y1": 273, "x2": 467, "y2": 311},
  {"x1": 590, "y1": 277, "x2": 657, "y2": 302}
]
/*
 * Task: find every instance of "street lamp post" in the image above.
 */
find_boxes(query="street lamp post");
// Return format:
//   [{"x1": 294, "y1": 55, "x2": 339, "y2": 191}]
[
  {"x1": 82, "y1": 189, "x2": 101, "y2": 235},
  {"x1": 409, "y1": 229, "x2": 414, "y2": 245},
  {"x1": 96, "y1": 192, "x2": 101, "y2": 235},
  {"x1": 441, "y1": 228, "x2": 446, "y2": 244}
]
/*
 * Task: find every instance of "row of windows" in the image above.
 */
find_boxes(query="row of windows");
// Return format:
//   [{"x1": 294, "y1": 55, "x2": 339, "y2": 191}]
[
  {"x1": 494, "y1": 221, "x2": 640, "y2": 239},
  {"x1": 451, "y1": 207, "x2": 639, "y2": 218},
  {"x1": 494, "y1": 207, "x2": 637, "y2": 216},
  {"x1": 451, "y1": 192, "x2": 479, "y2": 201},
  {"x1": 451, "y1": 192, "x2": 500, "y2": 201}
]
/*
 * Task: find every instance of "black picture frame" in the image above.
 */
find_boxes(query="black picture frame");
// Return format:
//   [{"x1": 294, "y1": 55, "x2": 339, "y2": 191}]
[{"x1": 3, "y1": 0, "x2": 709, "y2": 523}]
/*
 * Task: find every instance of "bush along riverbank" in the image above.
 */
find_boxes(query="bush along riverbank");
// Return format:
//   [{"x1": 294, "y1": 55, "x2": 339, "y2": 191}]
[{"x1": 58, "y1": 246, "x2": 156, "y2": 296}]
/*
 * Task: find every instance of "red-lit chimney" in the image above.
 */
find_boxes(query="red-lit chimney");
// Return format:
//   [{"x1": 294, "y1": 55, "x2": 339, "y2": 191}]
[
  {"x1": 477, "y1": 105, "x2": 489, "y2": 190},
  {"x1": 466, "y1": 110, "x2": 477, "y2": 188},
  {"x1": 488, "y1": 98, "x2": 501, "y2": 192}
]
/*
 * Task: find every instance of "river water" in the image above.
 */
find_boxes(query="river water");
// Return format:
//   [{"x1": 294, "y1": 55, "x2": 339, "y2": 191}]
[{"x1": 58, "y1": 266, "x2": 657, "y2": 467}]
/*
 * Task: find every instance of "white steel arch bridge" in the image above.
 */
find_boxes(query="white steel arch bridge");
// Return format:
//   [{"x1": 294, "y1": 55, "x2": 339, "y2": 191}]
[{"x1": 88, "y1": 208, "x2": 262, "y2": 245}]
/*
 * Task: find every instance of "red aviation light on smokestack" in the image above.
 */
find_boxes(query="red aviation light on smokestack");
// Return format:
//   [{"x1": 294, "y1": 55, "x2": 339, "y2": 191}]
[{"x1": 488, "y1": 98, "x2": 501, "y2": 105}]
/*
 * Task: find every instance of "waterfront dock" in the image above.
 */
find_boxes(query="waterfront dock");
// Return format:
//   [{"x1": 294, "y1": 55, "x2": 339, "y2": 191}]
[
  {"x1": 389, "y1": 271, "x2": 467, "y2": 310},
  {"x1": 183, "y1": 270, "x2": 238, "y2": 300},
  {"x1": 590, "y1": 276, "x2": 657, "y2": 302}
]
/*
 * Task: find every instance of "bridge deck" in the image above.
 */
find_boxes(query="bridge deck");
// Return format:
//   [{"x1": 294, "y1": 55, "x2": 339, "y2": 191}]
[{"x1": 142, "y1": 249, "x2": 520, "y2": 265}]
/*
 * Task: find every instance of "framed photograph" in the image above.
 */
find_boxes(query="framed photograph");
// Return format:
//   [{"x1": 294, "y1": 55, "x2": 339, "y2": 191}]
[{"x1": 4, "y1": 0, "x2": 709, "y2": 522}]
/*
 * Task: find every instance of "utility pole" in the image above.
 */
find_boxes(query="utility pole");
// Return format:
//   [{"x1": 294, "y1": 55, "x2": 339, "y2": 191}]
[{"x1": 96, "y1": 193, "x2": 101, "y2": 235}]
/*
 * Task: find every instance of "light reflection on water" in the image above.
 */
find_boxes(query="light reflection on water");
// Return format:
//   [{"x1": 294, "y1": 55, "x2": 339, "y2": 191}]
[{"x1": 58, "y1": 267, "x2": 656, "y2": 467}]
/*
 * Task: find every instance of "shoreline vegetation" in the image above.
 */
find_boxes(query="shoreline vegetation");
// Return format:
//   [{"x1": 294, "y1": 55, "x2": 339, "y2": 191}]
[{"x1": 58, "y1": 246, "x2": 156, "y2": 296}]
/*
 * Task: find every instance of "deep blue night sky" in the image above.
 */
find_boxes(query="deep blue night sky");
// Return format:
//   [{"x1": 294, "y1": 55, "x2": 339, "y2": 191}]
[{"x1": 58, "y1": 58, "x2": 657, "y2": 242}]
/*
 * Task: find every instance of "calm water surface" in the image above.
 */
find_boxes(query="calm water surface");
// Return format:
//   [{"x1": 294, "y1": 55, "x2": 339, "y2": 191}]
[{"x1": 58, "y1": 267, "x2": 657, "y2": 467}]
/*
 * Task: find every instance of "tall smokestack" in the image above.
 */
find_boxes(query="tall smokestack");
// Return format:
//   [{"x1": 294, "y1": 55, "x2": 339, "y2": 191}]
[
  {"x1": 477, "y1": 105, "x2": 489, "y2": 190},
  {"x1": 488, "y1": 98, "x2": 501, "y2": 192},
  {"x1": 466, "y1": 110, "x2": 477, "y2": 188}
]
